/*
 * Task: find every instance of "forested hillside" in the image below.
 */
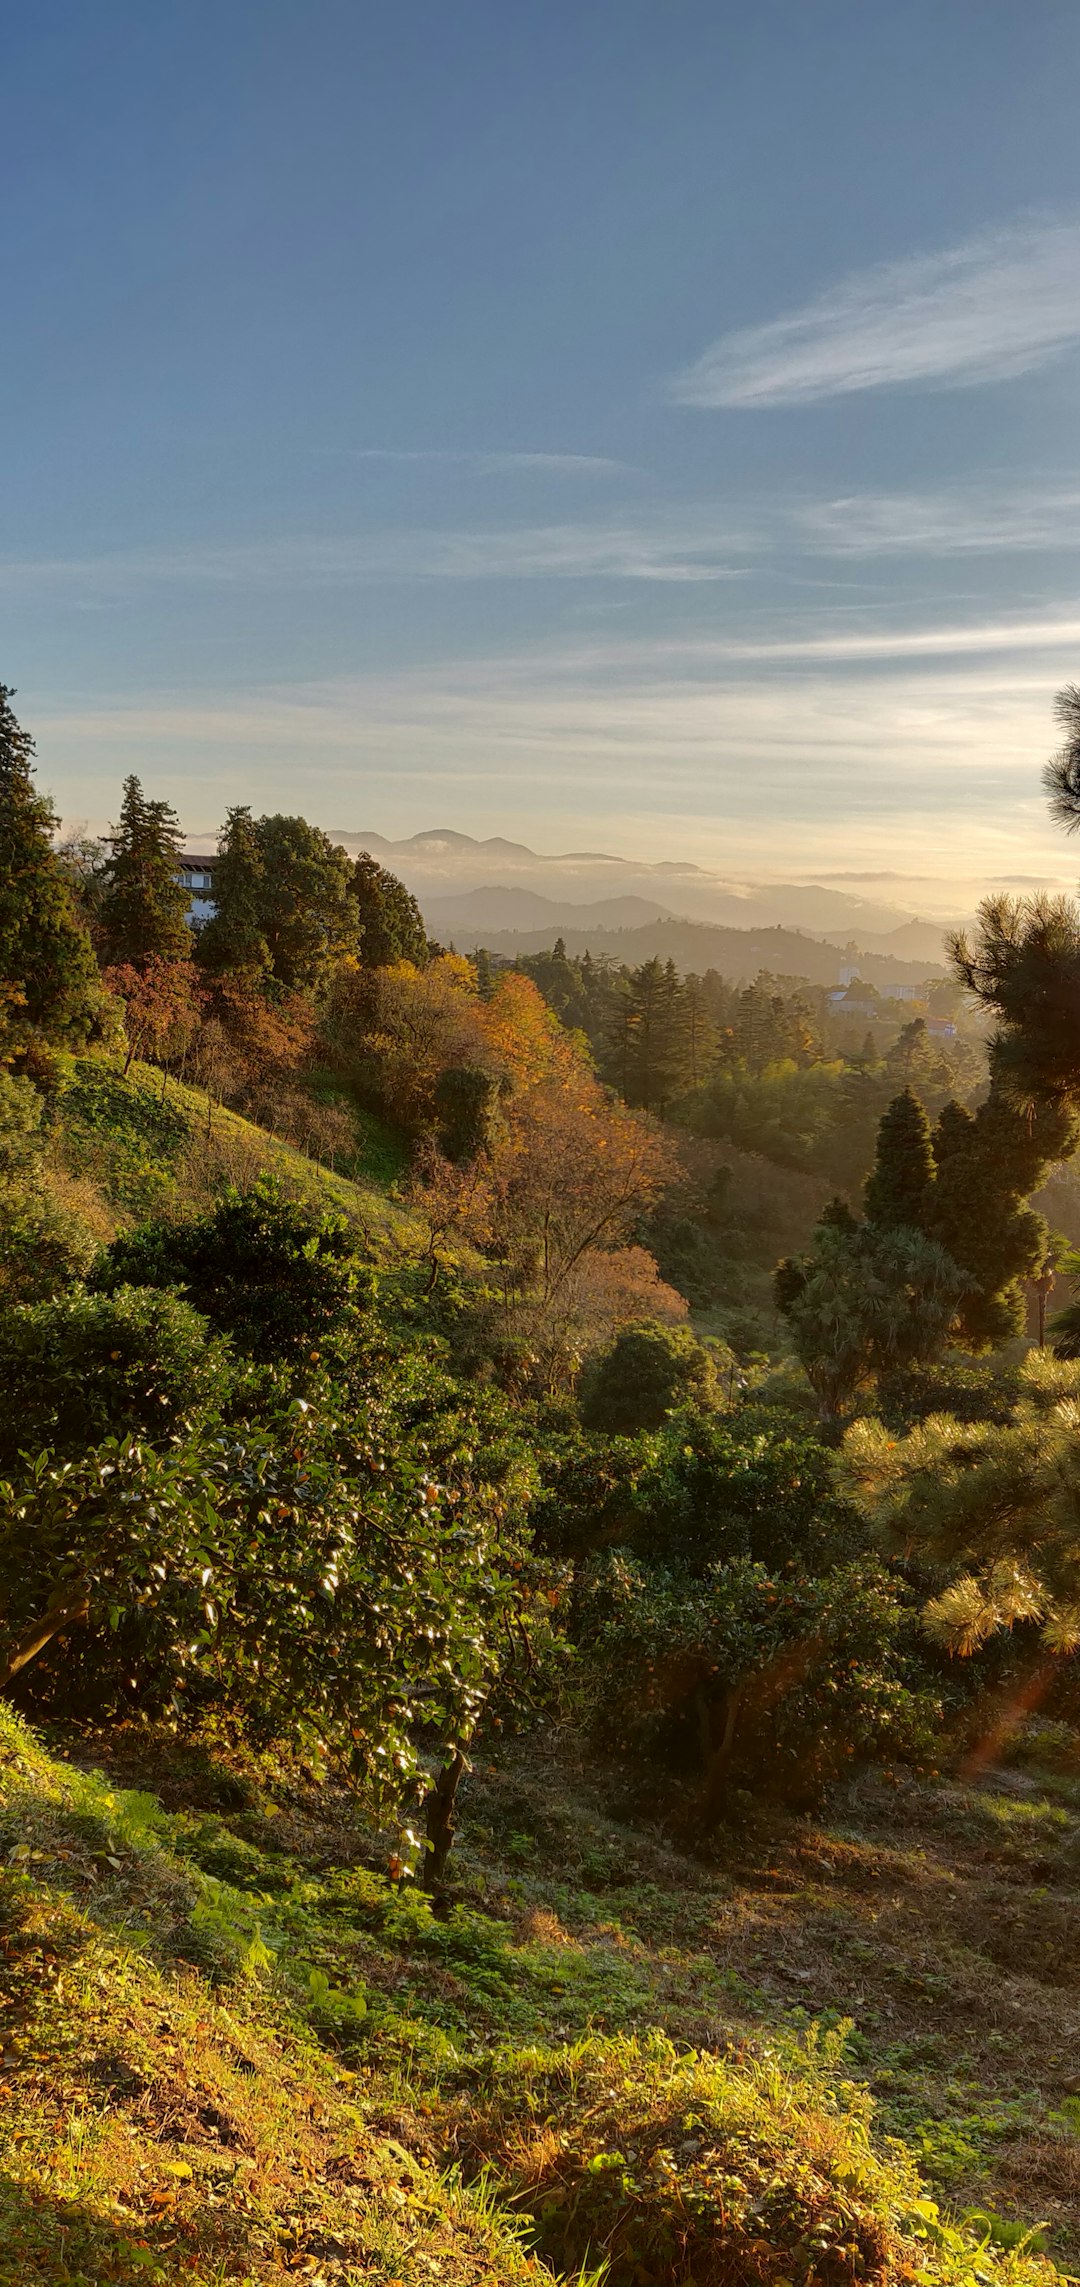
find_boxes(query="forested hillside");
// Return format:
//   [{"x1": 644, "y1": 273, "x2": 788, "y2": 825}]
[{"x1": 4, "y1": 680, "x2": 1080, "y2": 2286}]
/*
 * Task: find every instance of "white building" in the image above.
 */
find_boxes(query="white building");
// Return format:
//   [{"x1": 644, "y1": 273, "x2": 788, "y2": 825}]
[{"x1": 177, "y1": 853, "x2": 218, "y2": 925}]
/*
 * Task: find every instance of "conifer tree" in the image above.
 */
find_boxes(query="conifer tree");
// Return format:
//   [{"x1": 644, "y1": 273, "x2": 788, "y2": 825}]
[
  {"x1": 681, "y1": 973, "x2": 718, "y2": 1091},
  {"x1": 612, "y1": 956, "x2": 690, "y2": 1114},
  {"x1": 195, "y1": 805, "x2": 269, "y2": 977},
  {"x1": 863, "y1": 1086, "x2": 935, "y2": 1233},
  {"x1": 774, "y1": 1205, "x2": 963, "y2": 1422},
  {"x1": 350, "y1": 851, "x2": 428, "y2": 969},
  {"x1": 925, "y1": 1079, "x2": 1074, "y2": 1348},
  {"x1": 0, "y1": 684, "x2": 101, "y2": 1047},
  {"x1": 98, "y1": 775, "x2": 192, "y2": 969}
]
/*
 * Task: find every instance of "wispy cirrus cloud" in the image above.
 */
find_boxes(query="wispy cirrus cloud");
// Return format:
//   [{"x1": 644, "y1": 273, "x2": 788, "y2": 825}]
[
  {"x1": 0, "y1": 520, "x2": 745, "y2": 594},
  {"x1": 794, "y1": 483, "x2": 1080, "y2": 556},
  {"x1": 34, "y1": 643, "x2": 1072, "y2": 884},
  {"x1": 670, "y1": 216, "x2": 1080, "y2": 407},
  {"x1": 348, "y1": 448, "x2": 630, "y2": 475}
]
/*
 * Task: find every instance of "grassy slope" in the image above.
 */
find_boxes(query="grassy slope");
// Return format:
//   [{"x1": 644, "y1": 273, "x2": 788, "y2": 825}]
[
  {"x1": 1, "y1": 1706, "x2": 1074, "y2": 2287},
  {"x1": 0, "y1": 1710, "x2": 540, "y2": 2287},
  {"x1": 49, "y1": 1055, "x2": 427, "y2": 1259},
  {"x1": 9, "y1": 1054, "x2": 1078, "y2": 2279}
]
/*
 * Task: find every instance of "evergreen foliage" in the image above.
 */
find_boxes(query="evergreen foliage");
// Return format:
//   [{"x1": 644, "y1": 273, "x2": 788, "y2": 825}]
[
  {"x1": 1041, "y1": 679, "x2": 1080, "y2": 832},
  {"x1": 98, "y1": 775, "x2": 192, "y2": 969},
  {"x1": 578, "y1": 1546, "x2": 932, "y2": 1814},
  {"x1": 579, "y1": 1321, "x2": 721, "y2": 1435},
  {"x1": 926, "y1": 1071, "x2": 1075, "y2": 1347},
  {"x1": 0, "y1": 1287, "x2": 230, "y2": 1467},
  {"x1": 0, "y1": 1371, "x2": 535, "y2": 1790},
  {"x1": 0, "y1": 684, "x2": 102, "y2": 1050},
  {"x1": 606, "y1": 956, "x2": 691, "y2": 1113},
  {"x1": 434, "y1": 1062, "x2": 506, "y2": 1161},
  {"x1": 839, "y1": 1350, "x2": 1080, "y2": 1654},
  {"x1": 194, "y1": 804, "x2": 270, "y2": 976},
  {"x1": 775, "y1": 1212, "x2": 965, "y2": 1421},
  {"x1": 951, "y1": 892, "x2": 1080, "y2": 1109},
  {"x1": 90, "y1": 1178, "x2": 370, "y2": 1362},
  {"x1": 252, "y1": 814, "x2": 358, "y2": 989},
  {"x1": 350, "y1": 850, "x2": 429, "y2": 968},
  {"x1": 864, "y1": 1086, "x2": 935, "y2": 1233}
]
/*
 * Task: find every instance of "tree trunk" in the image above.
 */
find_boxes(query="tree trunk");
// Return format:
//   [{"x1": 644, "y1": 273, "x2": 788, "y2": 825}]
[
  {"x1": 699, "y1": 1682, "x2": 744, "y2": 1823},
  {"x1": 0, "y1": 1585, "x2": 90, "y2": 1692},
  {"x1": 422, "y1": 1745, "x2": 468, "y2": 1892}
]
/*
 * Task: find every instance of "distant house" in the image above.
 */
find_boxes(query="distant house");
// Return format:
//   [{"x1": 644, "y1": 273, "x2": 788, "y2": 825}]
[
  {"x1": 827, "y1": 989, "x2": 881, "y2": 1022},
  {"x1": 177, "y1": 852, "x2": 218, "y2": 925},
  {"x1": 837, "y1": 963, "x2": 915, "y2": 1002},
  {"x1": 925, "y1": 1014, "x2": 956, "y2": 1039}
]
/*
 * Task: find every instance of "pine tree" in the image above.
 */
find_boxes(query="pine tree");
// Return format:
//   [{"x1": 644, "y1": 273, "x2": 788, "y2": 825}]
[
  {"x1": 864, "y1": 1086, "x2": 935, "y2": 1233},
  {"x1": 350, "y1": 852, "x2": 428, "y2": 969},
  {"x1": 98, "y1": 776, "x2": 192, "y2": 969},
  {"x1": 612, "y1": 956, "x2": 690, "y2": 1114},
  {"x1": 0, "y1": 685, "x2": 102, "y2": 1048},
  {"x1": 681, "y1": 973, "x2": 718, "y2": 1091},
  {"x1": 839, "y1": 1352, "x2": 1080, "y2": 1654},
  {"x1": 195, "y1": 805, "x2": 269, "y2": 977},
  {"x1": 474, "y1": 947, "x2": 495, "y2": 1000},
  {"x1": 926, "y1": 1077, "x2": 1075, "y2": 1348}
]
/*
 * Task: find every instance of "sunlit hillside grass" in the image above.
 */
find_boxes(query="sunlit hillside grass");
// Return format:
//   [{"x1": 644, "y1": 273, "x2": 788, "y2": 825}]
[
  {"x1": 43, "y1": 1052, "x2": 426, "y2": 1260},
  {"x1": 1, "y1": 1701, "x2": 1074, "y2": 2287}
]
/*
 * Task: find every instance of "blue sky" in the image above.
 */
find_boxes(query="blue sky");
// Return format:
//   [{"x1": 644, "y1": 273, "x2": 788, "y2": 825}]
[{"x1": 5, "y1": 0, "x2": 1080, "y2": 893}]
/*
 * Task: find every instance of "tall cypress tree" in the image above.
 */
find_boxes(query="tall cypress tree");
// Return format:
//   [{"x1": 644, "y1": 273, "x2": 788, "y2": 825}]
[
  {"x1": 98, "y1": 776, "x2": 192, "y2": 969},
  {"x1": 681, "y1": 973, "x2": 718, "y2": 1091},
  {"x1": 0, "y1": 684, "x2": 101, "y2": 1046},
  {"x1": 612, "y1": 956, "x2": 690, "y2": 1114},
  {"x1": 196, "y1": 805, "x2": 269, "y2": 977},
  {"x1": 864, "y1": 1086, "x2": 936, "y2": 1233},
  {"x1": 350, "y1": 851, "x2": 428, "y2": 969}
]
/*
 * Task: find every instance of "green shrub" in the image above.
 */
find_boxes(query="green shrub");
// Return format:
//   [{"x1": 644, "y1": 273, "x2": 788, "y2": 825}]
[
  {"x1": 576, "y1": 1548, "x2": 934, "y2": 1814},
  {"x1": 877, "y1": 1357, "x2": 1024, "y2": 1430},
  {"x1": 90, "y1": 1176, "x2": 371, "y2": 1362},
  {"x1": 579, "y1": 1322, "x2": 725, "y2": 1436},
  {"x1": 0, "y1": 1286, "x2": 230, "y2": 1467},
  {"x1": 0, "y1": 1369, "x2": 539, "y2": 1847},
  {"x1": 0, "y1": 1069, "x2": 48, "y2": 1181},
  {"x1": 0, "y1": 1072, "x2": 97, "y2": 1300},
  {"x1": 532, "y1": 1433, "x2": 650, "y2": 1559},
  {"x1": 625, "y1": 1414, "x2": 862, "y2": 1575},
  {"x1": 0, "y1": 1188, "x2": 97, "y2": 1302},
  {"x1": 533, "y1": 1412, "x2": 861, "y2": 1573},
  {"x1": 457, "y1": 2029, "x2": 1042, "y2": 2287}
]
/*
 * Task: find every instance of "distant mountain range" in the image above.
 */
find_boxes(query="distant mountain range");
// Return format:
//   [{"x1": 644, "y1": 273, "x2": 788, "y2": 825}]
[
  {"x1": 324, "y1": 828, "x2": 952, "y2": 979},
  {"x1": 433, "y1": 915, "x2": 941, "y2": 991}
]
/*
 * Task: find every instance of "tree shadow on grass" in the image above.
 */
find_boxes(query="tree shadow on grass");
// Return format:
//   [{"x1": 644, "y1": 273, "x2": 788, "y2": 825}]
[
  {"x1": 0, "y1": 2172, "x2": 256, "y2": 2285},
  {"x1": 0, "y1": 2174, "x2": 168, "y2": 2285}
]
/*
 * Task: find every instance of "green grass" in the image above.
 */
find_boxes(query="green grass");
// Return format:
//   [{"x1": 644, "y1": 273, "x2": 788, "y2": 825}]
[
  {"x1": 0, "y1": 1707, "x2": 1074, "y2": 2286},
  {"x1": 302, "y1": 1067, "x2": 411, "y2": 1189},
  {"x1": 49, "y1": 1053, "x2": 427, "y2": 1259},
  {"x1": 0, "y1": 1708, "x2": 551, "y2": 2286}
]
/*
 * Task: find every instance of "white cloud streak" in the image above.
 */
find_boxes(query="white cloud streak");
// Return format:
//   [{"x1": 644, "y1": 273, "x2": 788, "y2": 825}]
[
  {"x1": 348, "y1": 449, "x2": 629, "y2": 475},
  {"x1": 795, "y1": 485, "x2": 1080, "y2": 556},
  {"x1": 31, "y1": 627, "x2": 1077, "y2": 883},
  {"x1": 0, "y1": 523, "x2": 746, "y2": 594},
  {"x1": 671, "y1": 217, "x2": 1080, "y2": 407},
  {"x1": 9, "y1": 477, "x2": 1080, "y2": 611}
]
